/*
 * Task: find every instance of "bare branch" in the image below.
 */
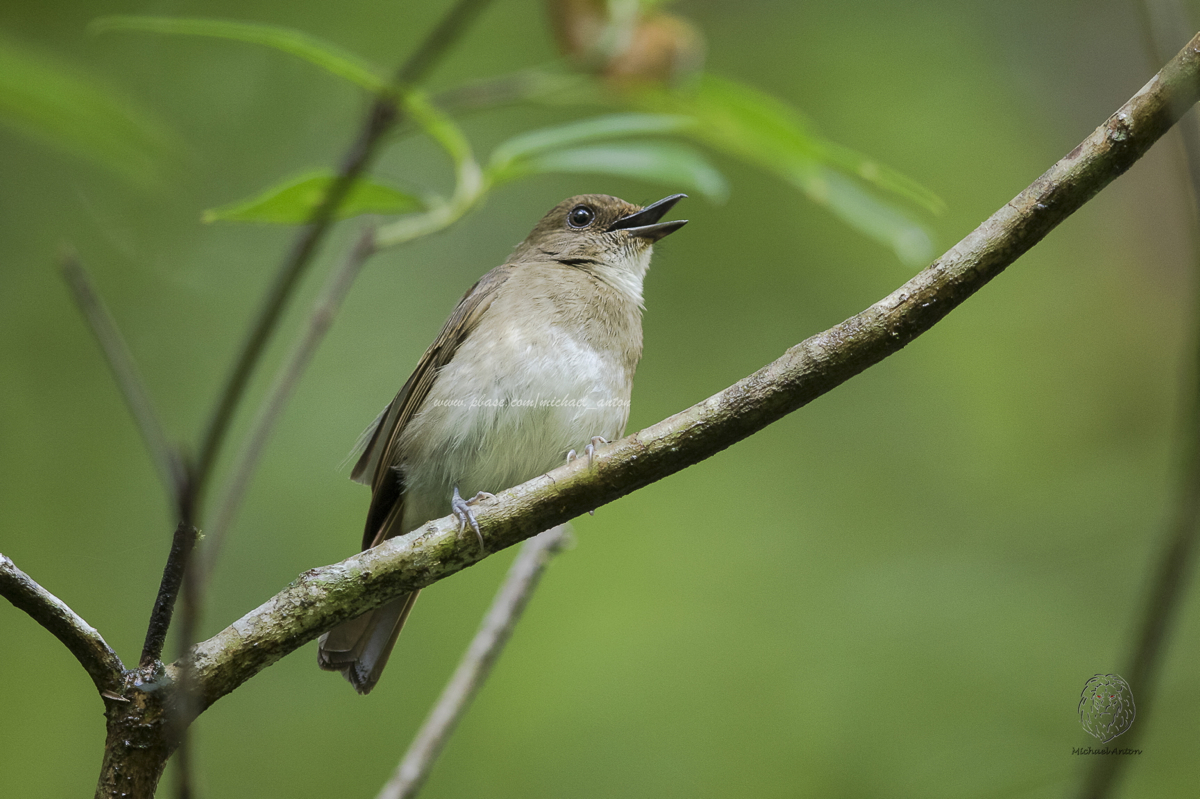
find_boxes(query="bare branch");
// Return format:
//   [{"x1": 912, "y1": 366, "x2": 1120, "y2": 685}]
[
  {"x1": 139, "y1": 522, "x2": 200, "y2": 668},
  {"x1": 0, "y1": 553, "x2": 124, "y2": 694},
  {"x1": 1075, "y1": 8, "x2": 1200, "y2": 799},
  {"x1": 378, "y1": 525, "x2": 571, "y2": 799},
  {"x1": 60, "y1": 253, "x2": 185, "y2": 503},
  {"x1": 174, "y1": 32, "x2": 1200, "y2": 714},
  {"x1": 202, "y1": 227, "x2": 377, "y2": 575},
  {"x1": 192, "y1": 0, "x2": 496, "y2": 507}
]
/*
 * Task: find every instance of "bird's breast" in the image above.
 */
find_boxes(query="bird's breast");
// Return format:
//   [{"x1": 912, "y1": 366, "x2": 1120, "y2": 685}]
[{"x1": 396, "y1": 322, "x2": 633, "y2": 528}]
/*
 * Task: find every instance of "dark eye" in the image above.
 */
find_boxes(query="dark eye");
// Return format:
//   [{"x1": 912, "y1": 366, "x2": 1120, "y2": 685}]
[{"x1": 567, "y1": 204, "x2": 595, "y2": 229}]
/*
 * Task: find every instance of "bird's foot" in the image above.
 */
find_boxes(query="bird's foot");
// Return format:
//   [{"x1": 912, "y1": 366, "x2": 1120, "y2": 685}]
[
  {"x1": 565, "y1": 436, "x2": 611, "y2": 516},
  {"x1": 566, "y1": 436, "x2": 610, "y2": 467},
  {"x1": 585, "y1": 436, "x2": 609, "y2": 467},
  {"x1": 452, "y1": 486, "x2": 495, "y2": 552}
]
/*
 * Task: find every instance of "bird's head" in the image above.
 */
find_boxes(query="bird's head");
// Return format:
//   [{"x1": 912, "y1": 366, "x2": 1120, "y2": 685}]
[{"x1": 513, "y1": 193, "x2": 687, "y2": 306}]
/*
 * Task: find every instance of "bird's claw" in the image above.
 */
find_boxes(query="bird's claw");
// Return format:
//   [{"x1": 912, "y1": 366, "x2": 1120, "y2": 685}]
[
  {"x1": 452, "y1": 486, "x2": 495, "y2": 552},
  {"x1": 566, "y1": 436, "x2": 611, "y2": 516},
  {"x1": 567, "y1": 436, "x2": 610, "y2": 467},
  {"x1": 585, "y1": 436, "x2": 609, "y2": 467}
]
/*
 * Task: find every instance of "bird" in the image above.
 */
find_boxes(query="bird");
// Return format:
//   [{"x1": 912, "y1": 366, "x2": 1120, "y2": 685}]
[{"x1": 317, "y1": 193, "x2": 687, "y2": 694}]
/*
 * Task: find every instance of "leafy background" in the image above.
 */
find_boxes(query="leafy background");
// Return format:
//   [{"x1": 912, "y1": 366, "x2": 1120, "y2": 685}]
[{"x1": 2, "y1": 0, "x2": 1198, "y2": 797}]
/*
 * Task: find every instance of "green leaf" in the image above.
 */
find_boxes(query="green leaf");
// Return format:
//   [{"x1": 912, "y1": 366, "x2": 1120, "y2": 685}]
[
  {"x1": 403, "y1": 91, "x2": 474, "y2": 168},
  {"x1": 0, "y1": 35, "x2": 176, "y2": 187},
  {"x1": 494, "y1": 141, "x2": 728, "y2": 204},
  {"x1": 91, "y1": 19, "x2": 479, "y2": 189},
  {"x1": 628, "y1": 73, "x2": 942, "y2": 263},
  {"x1": 91, "y1": 16, "x2": 386, "y2": 93},
  {"x1": 668, "y1": 74, "x2": 944, "y2": 216},
  {"x1": 204, "y1": 171, "x2": 424, "y2": 224},
  {"x1": 488, "y1": 113, "x2": 694, "y2": 173},
  {"x1": 802, "y1": 168, "x2": 933, "y2": 265}
]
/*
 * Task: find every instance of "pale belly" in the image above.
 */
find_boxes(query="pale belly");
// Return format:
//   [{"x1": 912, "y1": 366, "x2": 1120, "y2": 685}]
[{"x1": 396, "y1": 325, "x2": 631, "y2": 532}]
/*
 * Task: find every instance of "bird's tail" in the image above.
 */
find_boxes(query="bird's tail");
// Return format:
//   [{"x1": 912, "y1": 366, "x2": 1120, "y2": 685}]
[{"x1": 317, "y1": 590, "x2": 420, "y2": 694}]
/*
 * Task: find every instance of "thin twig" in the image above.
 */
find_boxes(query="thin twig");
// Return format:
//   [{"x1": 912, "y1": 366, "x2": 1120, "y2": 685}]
[
  {"x1": 378, "y1": 525, "x2": 571, "y2": 799},
  {"x1": 0, "y1": 553, "x2": 125, "y2": 694},
  {"x1": 202, "y1": 227, "x2": 377, "y2": 574},
  {"x1": 173, "y1": 545, "x2": 201, "y2": 799},
  {"x1": 139, "y1": 522, "x2": 200, "y2": 668},
  {"x1": 60, "y1": 253, "x2": 185, "y2": 503},
  {"x1": 1076, "y1": 6, "x2": 1200, "y2": 799},
  {"x1": 177, "y1": 31, "x2": 1200, "y2": 714},
  {"x1": 191, "y1": 0, "x2": 496, "y2": 509}
]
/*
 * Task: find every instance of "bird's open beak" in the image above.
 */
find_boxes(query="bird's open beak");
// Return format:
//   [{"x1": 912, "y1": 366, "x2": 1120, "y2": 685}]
[{"x1": 607, "y1": 194, "x2": 688, "y2": 242}]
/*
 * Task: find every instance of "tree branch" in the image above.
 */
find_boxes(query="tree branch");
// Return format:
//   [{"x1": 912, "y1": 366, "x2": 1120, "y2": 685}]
[
  {"x1": 202, "y1": 227, "x2": 377, "y2": 575},
  {"x1": 378, "y1": 525, "x2": 571, "y2": 799},
  {"x1": 170, "y1": 32, "x2": 1200, "y2": 714},
  {"x1": 0, "y1": 554, "x2": 124, "y2": 695},
  {"x1": 140, "y1": 522, "x2": 200, "y2": 669},
  {"x1": 1075, "y1": 6, "x2": 1200, "y2": 798},
  {"x1": 61, "y1": 253, "x2": 185, "y2": 504}
]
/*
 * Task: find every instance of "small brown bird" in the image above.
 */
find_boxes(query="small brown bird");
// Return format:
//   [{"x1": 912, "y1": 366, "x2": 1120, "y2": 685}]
[{"x1": 318, "y1": 193, "x2": 687, "y2": 693}]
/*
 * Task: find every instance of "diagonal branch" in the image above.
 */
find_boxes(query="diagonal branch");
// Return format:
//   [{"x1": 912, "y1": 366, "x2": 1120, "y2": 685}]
[
  {"x1": 378, "y1": 525, "x2": 571, "y2": 799},
  {"x1": 140, "y1": 522, "x2": 201, "y2": 668},
  {"x1": 61, "y1": 253, "x2": 185, "y2": 503},
  {"x1": 0, "y1": 554, "x2": 125, "y2": 695},
  {"x1": 202, "y1": 227, "x2": 378, "y2": 575},
  {"x1": 171, "y1": 31, "x2": 1200, "y2": 715},
  {"x1": 151, "y1": 32, "x2": 1200, "y2": 718}
]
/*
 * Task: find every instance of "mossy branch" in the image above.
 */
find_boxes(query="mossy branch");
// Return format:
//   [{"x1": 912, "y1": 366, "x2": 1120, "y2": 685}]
[{"x1": 178, "y1": 32, "x2": 1200, "y2": 712}]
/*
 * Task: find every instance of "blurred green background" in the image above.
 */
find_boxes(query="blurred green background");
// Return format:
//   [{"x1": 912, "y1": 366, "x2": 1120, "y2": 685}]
[{"x1": 2, "y1": 0, "x2": 1198, "y2": 796}]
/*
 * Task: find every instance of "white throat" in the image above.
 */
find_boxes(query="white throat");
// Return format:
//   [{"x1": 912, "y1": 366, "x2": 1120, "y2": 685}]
[{"x1": 593, "y1": 245, "x2": 651, "y2": 309}]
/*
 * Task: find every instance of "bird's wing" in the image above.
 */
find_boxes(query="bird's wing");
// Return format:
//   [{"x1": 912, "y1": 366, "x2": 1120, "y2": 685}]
[{"x1": 352, "y1": 264, "x2": 514, "y2": 550}]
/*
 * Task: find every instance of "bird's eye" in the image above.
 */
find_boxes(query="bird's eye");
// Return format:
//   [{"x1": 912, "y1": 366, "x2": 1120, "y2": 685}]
[{"x1": 567, "y1": 204, "x2": 595, "y2": 229}]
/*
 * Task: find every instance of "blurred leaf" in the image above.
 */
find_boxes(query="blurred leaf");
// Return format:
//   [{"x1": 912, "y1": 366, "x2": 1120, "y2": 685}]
[
  {"x1": 204, "y1": 171, "x2": 423, "y2": 224},
  {"x1": 91, "y1": 16, "x2": 386, "y2": 93},
  {"x1": 0, "y1": 35, "x2": 176, "y2": 187},
  {"x1": 403, "y1": 91, "x2": 474, "y2": 168},
  {"x1": 492, "y1": 141, "x2": 728, "y2": 203},
  {"x1": 809, "y1": 169, "x2": 933, "y2": 265},
  {"x1": 632, "y1": 73, "x2": 941, "y2": 263},
  {"x1": 488, "y1": 113, "x2": 693, "y2": 172},
  {"x1": 678, "y1": 74, "x2": 943, "y2": 215}
]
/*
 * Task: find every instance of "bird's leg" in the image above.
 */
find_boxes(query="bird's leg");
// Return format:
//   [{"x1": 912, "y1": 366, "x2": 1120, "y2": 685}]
[{"x1": 452, "y1": 486, "x2": 495, "y2": 552}]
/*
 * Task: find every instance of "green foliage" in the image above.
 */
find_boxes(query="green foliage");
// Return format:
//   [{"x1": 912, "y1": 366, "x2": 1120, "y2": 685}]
[
  {"x1": 492, "y1": 141, "x2": 728, "y2": 203},
  {"x1": 0, "y1": 35, "x2": 175, "y2": 187},
  {"x1": 95, "y1": 14, "x2": 938, "y2": 262},
  {"x1": 633, "y1": 73, "x2": 943, "y2": 263},
  {"x1": 486, "y1": 113, "x2": 727, "y2": 202},
  {"x1": 486, "y1": 113, "x2": 694, "y2": 171},
  {"x1": 91, "y1": 16, "x2": 386, "y2": 92},
  {"x1": 202, "y1": 172, "x2": 425, "y2": 224}
]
